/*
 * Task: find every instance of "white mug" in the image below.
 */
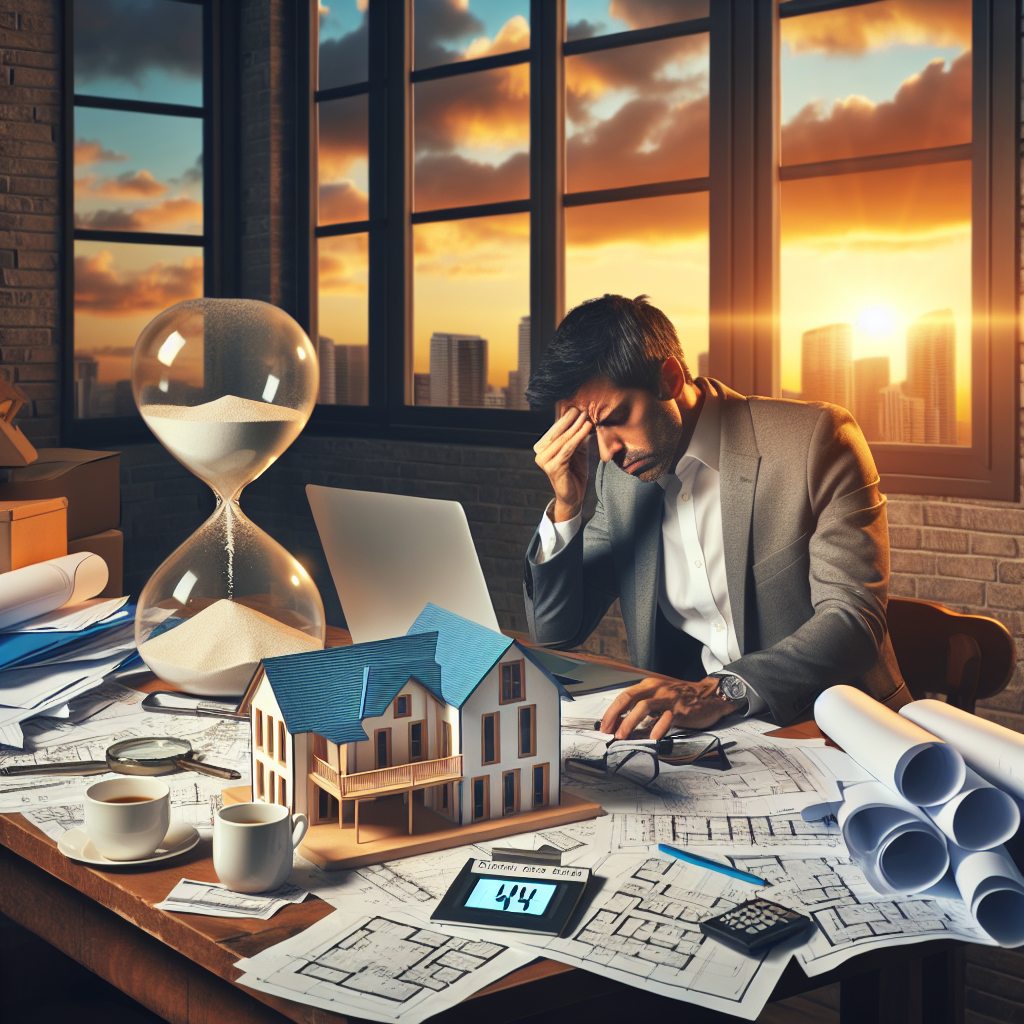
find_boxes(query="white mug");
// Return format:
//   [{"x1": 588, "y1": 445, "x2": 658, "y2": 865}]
[
  {"x1": 84, "y1": 777, "x2": 171, "y2": 861},
  {"x1": 214, "y1": 802, "x2": 308, "y2": 893}
]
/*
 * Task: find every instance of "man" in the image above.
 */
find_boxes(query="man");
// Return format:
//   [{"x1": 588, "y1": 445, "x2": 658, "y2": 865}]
[{"x1": 523, "y1": 294, "x2": 910, "y2": 740}]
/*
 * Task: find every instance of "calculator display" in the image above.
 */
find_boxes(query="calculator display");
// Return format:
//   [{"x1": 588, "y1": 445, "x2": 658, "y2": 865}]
[{"x1": 463, "y1": 878, "x2": 557, "y2": 916}]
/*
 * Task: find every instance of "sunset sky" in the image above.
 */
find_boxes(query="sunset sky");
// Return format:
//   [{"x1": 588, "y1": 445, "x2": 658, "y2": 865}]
[{"x1": 75, "y1": 0, "x2": 974, "y2": 438}]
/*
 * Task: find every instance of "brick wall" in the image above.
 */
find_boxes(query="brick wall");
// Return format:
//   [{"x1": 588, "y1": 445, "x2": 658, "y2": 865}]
[{"x1": 0, "y1": 0, "x2": 58, "y2": 446}]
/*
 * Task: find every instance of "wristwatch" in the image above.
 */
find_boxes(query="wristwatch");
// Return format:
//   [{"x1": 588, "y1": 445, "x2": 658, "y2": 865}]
[{"x1": 713, "y1": 674, "x2": 748, "y2": 714}]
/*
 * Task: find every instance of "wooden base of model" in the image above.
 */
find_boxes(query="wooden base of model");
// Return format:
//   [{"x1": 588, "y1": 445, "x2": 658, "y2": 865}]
[{"x1": 222, "y1": 786, "x2": 603, "y2": 870}]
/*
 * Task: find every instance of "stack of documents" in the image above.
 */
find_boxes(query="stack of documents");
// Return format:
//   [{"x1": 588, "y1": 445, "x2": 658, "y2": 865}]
[{"x1": 0, "y1": 601, "x2": 138, "y2": 748}]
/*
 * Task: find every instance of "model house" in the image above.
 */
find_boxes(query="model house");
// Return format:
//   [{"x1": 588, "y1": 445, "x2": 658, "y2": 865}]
[{"x1": 238, "y1": 603, "x2": 570, "y2": 839}]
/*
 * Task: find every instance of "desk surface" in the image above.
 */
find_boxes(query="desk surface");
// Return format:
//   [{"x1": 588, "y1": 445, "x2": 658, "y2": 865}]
[{"x1": 0, "y1": 628, "x2": 962, "y2": 1024}]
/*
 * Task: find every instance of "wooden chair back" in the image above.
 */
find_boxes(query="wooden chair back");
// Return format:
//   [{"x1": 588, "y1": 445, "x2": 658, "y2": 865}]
[{"x1": 887, "y1": 597, "x2": 1016, "y2": 714}]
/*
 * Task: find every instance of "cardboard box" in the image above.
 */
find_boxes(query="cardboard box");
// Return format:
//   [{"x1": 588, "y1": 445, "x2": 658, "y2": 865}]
[
  {"x1": 67, "y1": 528, "x2": 123, "y2": 598},
  {"x1": 0, "y1": 497, "x2": 67, "y2": 573},
  {"x1": 0, "y1": 449, "x2": 120, "y2": 541}
]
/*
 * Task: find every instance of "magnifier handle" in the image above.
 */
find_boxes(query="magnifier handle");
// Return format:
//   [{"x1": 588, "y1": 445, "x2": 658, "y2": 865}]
[
  {"x1": 0, "y1": 760, "x2": 110, "y2": 776},
  {"x1": 195, "y1": 706, "x2": 249, "y2": 722},
  {"x1": 173, "y1": 756, "x2": 241, "y2": 780}
]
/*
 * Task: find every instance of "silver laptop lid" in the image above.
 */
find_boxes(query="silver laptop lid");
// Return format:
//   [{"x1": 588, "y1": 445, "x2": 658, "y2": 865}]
[{"x1": 306, "y1": 484, "x2": 501, "y2": 643}]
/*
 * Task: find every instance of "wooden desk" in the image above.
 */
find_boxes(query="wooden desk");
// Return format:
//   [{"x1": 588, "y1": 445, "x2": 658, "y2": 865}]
[{"x1": 0, "y1": 629, "x2": 966, "y2": 1024}]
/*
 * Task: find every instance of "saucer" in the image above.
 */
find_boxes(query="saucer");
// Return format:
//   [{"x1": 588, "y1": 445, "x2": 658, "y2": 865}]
[{"x1": 58, "y1": 821, "x2": 200, "y2": 866}]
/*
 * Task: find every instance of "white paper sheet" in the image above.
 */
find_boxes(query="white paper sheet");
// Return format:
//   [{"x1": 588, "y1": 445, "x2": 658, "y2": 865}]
[
  {"x1": 949, "y1": 844, "x2": 1024, "y2": 948},
  {"x1": 901, "y1": 699, "x2": 1024, "y2": 802},
  {"x1": 924, "y1": 766, "x2": 1020, "y2": 851},
  {"x1": 234, "y1": 904, "x2": 533, "y2": 1024},
  {"x1": 156, "y1": 877, "x2": 308, "y2": 919},
  {"x1": 814, "y1": 685, "x2": 965, "y2": 805},
  {"x1": 5, "y1": 597, "x2": 130, "y2": 633}
]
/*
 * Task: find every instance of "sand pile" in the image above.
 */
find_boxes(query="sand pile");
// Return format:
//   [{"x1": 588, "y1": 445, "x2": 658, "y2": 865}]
[
  {"x1": 139, "y1": 599, "x2": 321, "y2": 696},
  {"x1": 141, "y1": 395, "x2": 305, "y2": 491}
]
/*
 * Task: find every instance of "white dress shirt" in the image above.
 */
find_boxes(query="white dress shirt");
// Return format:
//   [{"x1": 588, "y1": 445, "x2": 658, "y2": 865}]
[{"x1": 535, "y1": 382, "x2": 766, "y2": 714}]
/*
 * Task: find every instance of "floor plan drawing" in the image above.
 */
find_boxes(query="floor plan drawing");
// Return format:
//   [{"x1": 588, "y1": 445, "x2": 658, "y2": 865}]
[
  {"x1": 356, "y1": 843, "x2": 491, "y2": 906},
  {"x1": 234, "y1": 906, "x2": 533, "y2": 1024}
]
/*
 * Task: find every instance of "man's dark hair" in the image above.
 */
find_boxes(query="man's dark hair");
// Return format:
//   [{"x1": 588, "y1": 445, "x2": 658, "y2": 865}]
[{"x1": 525, "y1": 294, "x2": 693, "y2": 406}]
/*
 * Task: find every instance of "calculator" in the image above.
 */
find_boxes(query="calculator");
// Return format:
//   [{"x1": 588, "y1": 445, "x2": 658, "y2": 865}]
[{"x1": 699, "y1": 898, "x2": 813, "y2": 954}]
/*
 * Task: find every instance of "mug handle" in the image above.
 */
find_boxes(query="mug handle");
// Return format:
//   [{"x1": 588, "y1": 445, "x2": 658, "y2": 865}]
[{"x1": 291, "y1": 813, "x2": 308, "y2": 848}]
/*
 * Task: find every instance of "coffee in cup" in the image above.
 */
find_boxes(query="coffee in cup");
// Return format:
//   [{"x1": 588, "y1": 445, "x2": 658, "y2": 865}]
[
  {"x1": 84, "y1": 778, "x2": 171, "y2": 861},
  {"x1": 214, "y1": 802, "x2": 308, "y2": 893}
]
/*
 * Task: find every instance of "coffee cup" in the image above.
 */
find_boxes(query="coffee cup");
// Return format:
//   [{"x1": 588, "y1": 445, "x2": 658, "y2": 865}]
[
  {"x1": 213, "y1": 802, "x2": 308, "y2": 893},
  {"x1": 84, "y1": 777, "x2": 171, "y2": 861}
]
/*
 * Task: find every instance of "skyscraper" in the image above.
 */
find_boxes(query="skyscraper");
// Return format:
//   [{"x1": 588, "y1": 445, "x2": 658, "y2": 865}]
[
  {"x1": 317, "y1": 335, "x2": 336, "y2": 405},
  {"x1": 881, "y1": 383, "x2": 926, "y2": 444},
  {"x1": 905, "y1": 309, "x2": 956, "y2": 445},
  {"x1": 429, "y1": 333, "x2": 488, "y2": 408},
  {"x1": 335, "y1": 344, "x2": 368, "y2": 405},
  {"x1": 414, "y1": 373, "x2": 431, "y2": 406},
  {"x1": 507, "y1": 316, "x2": 531, "y2": 409},
  {"x1": 801, "y1": 323, "x2": 853, "y2": 409},
  {"x1": 853, "y1": 356, "x2": 890, "y2": 442}
]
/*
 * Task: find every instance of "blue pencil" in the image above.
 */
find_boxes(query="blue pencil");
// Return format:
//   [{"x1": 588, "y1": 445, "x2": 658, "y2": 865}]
[{"x1": 657, "y1": 843, "x2": 768, "y2": 886}]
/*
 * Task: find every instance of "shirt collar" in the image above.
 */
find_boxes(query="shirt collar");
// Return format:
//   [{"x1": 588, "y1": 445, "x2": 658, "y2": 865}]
[{"x1": 658, "y1": 378, "x2": 722, "y2": 489}]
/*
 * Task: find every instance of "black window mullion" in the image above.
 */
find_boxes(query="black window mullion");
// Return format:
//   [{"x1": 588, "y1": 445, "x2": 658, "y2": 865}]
[
  {"x1": 296, "y1": 0, "x2": 315, "y2": 337},
  {"x1": 60, "y1": 0, "x2": 75, "y2": 438},
  {"x1": 530, "y1": 0, "x2": 565, "y2": 410}
]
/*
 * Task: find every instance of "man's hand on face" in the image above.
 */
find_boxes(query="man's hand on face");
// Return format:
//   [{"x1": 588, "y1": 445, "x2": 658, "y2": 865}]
[
  {"x1": 533, "y1": 405, "x2": 593, "y2": 522},
  {"x1": 600, "y1": 677, "x2": 742, "y2": 740}
]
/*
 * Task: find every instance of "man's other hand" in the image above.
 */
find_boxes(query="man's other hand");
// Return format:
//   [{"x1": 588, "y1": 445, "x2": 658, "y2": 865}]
[
  {"x1": 600, "y1": 677, "x2": 741, "y2": 739},
  {"x1": 533, "y1": 405, "x2": 593, "y2": 522}
]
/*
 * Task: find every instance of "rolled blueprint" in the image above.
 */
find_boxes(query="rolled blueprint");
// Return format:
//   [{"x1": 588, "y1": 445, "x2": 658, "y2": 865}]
[
  {"x1": 0, "y1": 552, "x2": 108, "y2": 630},
  {"x1": 815, "y1": 685, "x2": 965, "y2": 805},
  {"x1": 838, "y1": 780, "x2": 950, "y2": 895},
  {"x1": 901, "y1": 699, "x2": 1024, "y2": 802},
  {"x1": 924, "y1": 766, "x2": 1020, "y2": 852},
  {"x1": 950, "y1": 844, "x2": 1024, "y2": 948}
]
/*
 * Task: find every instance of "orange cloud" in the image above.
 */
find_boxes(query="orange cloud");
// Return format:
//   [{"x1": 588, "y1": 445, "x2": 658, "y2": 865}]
[
  {"x1": 567, "y1": 192, "x2": 707, "y2": 247},
  {"x1": 319, "y1": 181, "x2": 369, "y2": 224},
  {"x1": 607, "y1": 0, "x2": 709, "y2": 31},
  {"x1": 75, "y1": 169, "x2": 169, "y2": 200},
  {"x1": 74, "y1": 250, "x2": 203, "y2": 315},
  {"x1": 318, "y1": 95, "x2": 368, "y2": 182},
  {"x1": 782, "y1": 51, "x2": 971, "y2": 164},
  {"x1": 781, "y1": 0, "x2": 970, "y2": 56},
  {"x1": 75, "y1": 197, "x2": 203, "y2": 232},
  {"x1": 318, "y1": 234, "x2": 368, "y2": 294},
  {"x1": 462, "y1": 14, "x2": 529, "y2": 60},
  {"x1": 74, "y1": 139, "x2": 127, "y2": 167},
  {"x1": 414, "y1": 152, "x2": 528, "y2": 211},
  {"x1": 413, "y1": 213, "x2": 529, "y2": 278}
]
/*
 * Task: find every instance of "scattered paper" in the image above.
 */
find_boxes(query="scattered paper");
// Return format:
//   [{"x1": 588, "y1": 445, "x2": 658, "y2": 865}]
[
  {"x1": 157, "y1": 877, "x2": 308, "y2": 919},
  {"x1": 5, "y1": 597, "x2": 130, "y2": 633}
]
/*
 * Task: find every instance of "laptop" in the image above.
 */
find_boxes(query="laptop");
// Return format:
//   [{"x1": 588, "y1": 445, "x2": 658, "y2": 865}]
[{"x1": 306, "y1": 485, "x2": 501, "y2": 643}]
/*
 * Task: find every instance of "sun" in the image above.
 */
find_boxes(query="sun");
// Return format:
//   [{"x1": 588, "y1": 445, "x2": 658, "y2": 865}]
[{"x1": 855, "y1": 306, "x2": 896, "y2": 335}]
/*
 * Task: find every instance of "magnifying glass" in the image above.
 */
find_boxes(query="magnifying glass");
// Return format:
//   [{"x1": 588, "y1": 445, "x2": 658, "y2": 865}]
[{"x1": 0, "y1": 736, "x2": 241, "y2": 781}]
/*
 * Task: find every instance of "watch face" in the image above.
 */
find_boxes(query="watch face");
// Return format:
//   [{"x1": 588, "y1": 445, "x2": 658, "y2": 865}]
[{"x1": 719, "y1": 676, "x2": 746, "y2": 701}]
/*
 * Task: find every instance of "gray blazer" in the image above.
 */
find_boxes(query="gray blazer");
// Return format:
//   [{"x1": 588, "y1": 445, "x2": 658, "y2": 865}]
[{"x1": 523, "y1": 380, "x2": 909, "y2": 724}]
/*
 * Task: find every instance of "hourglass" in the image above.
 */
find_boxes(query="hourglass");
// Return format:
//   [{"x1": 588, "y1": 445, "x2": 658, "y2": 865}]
[{"x1": 132, "y1": 298, "x2": 326, "y2": 696}]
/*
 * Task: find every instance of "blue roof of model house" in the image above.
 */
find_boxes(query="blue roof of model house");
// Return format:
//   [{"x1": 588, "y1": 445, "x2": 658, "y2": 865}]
[
  {"x1": 261, "y1": 632, "x2": 442, "y2": 744},
  {"x1": 407, "y1": 602, "x2": 570, "y2": 706}
]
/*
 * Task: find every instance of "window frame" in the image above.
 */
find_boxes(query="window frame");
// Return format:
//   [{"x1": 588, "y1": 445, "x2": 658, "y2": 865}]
[
  {"x1": 61, "y1": 0, "x2": 241, "y2": 446},
  {"x1": 408, "y1": 719, "x2": 425, "y2": 761},
  {"x1": 301, "y1": 0, "x2": 1019, "y2": 498},
  {"x1": 531, "y1": 762, "x2": 549, "y2": 808},
  {"x1": 481, "y1": 712, "x2": 500, "y2": 766},
  {"x1": 471, "y1": 775, "x2": 489, "y2": 820},
  {"x1": 518, "y1": 704, "x2": 537, "y2": 758},
  {"x1": 499, "y1": 660, "x2": 526, "y2": 704},
  {"x1": 502, "y1": 768, "x2": 521, "y2": 815}
]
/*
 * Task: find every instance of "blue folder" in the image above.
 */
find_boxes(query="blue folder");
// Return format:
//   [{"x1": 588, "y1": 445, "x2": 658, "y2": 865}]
[{"x1": 0, "y1": 606, "x2": 136, "y2": 672}]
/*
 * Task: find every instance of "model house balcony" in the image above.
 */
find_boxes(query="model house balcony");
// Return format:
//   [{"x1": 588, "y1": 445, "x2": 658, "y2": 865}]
[{"x1": 311, "y1": 754, "x2": 463, "y2": 801}]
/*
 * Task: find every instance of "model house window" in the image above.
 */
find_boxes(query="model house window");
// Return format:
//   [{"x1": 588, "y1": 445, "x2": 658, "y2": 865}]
[
  {"x1": 502, "y1": 769, "x2": 521, "y2": 815},
  {"x1": 394, "y1": 694, "x2": 411, "y2": 718},
  {"x1": 313, "y1": 733, "x2": 328, "y2": 760},
  {"x1": 254, "y1": 710, "x2": 263, "y2": 749},
  {"x1": 441, "y1": 783, "x2": 449, "y2": 811},
  {"x1": 409, "y1": 721, "x2": 425, "y2": 761},
  {"x1": 500, "y1": 661, "x2": 525, "y2": 704},
  {"x1": 304, "y1": 1, "x2": 1017, "y2": 498},
  {"x1": 532, "y1": 763, "x2": 549, "y2": 808},
  {"x1": 472, "y1": 776, "x2": 489, "y2": 821},
  {"x1": 256, "y1": 761, "x2": 265, "y2": 800},
  {"x1": 481, "y1": 713, "x2": 500, "y2": 765},
  {"x1": 278, "y1": 721, "x2": 287, "y2": 765},
  {"x1": 441, "y1": 721, "x2": 452, "y2": 758},
  {"x1": 518, "y1": 705, "x2": 536, "y2": 758},
  {"x1": 267, "y1": 717, "x2": 274, "y2": 759},
  {"x1": 279, "y1": 777, "x2": 287, "y2": 806},
  {"x1": 375, "y1": 728, "x2": 391, "y2": 769},
  {"x1": 268, "y1": 770, "x2": 276, "y2": 802}
]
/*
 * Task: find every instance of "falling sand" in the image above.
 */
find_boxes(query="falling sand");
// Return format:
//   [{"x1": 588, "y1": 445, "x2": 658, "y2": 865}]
[{"x1": 139, "y1": 599, "x2": 321, "y2": 696}]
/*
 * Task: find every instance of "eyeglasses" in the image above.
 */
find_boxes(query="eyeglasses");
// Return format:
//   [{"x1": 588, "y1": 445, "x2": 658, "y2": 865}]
[{"x1": 565, "y1": 733, "x2": 734, "y2": 788}]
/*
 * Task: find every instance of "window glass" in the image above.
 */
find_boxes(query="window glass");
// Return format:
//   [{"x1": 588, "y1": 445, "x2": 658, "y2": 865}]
[
  {"x1": 566, "y1": 193, "x2": 708, "y2": 377},
  {"x1": 780, "y1": 163, "x2": 971, "y2": 445},
  {"x1": 319, "y1": 0, "x2": 368, "y2": 91},
  {"x1": 319, "y1": 95, "x2": 369, "y2": 225},
  {"x1": 566, "y1": 33, "x2": 709, "y2": 192},
  {"x1": 73, "y1": 239, "x2": 203, "y2": 418},
  {"x1": 412, "y1": 213, "x2": 529, "y2": 408},
  {"x1": 781, "y1": 0, "x2": 971, "y2": 165},
  {"x1": 74, "y1": 108, "x2": 203, "y2": 235},
  {"x1": 518, "y1": 706, "x2": 534, "y2": 756},
  {"x1": 73, "y1": 0, "x2": 203, "y2": 107},
  {"x1": 318, "y1": 234, "x2": 369, "y2": 406},
  {"x1": 414, "y1": 67, "x2": 529, "y2": 212},
  {"x1": 567, "y1": 0, "x2": 707, "y2": 42},
  {"x1": 483, "y1": 714, "x2": 497, "y2": 763},
  {"x1": 414, "y1": 0, "x2": 529, "y2": 71}
]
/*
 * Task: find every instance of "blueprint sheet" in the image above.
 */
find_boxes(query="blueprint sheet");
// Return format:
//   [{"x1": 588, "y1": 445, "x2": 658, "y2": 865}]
[
  {"x1": 157, "y1": 878, "x2": 308, "y2": 920},
  {"x1": 234, "y1": 905, "x2": 533, "y2": 1024}
]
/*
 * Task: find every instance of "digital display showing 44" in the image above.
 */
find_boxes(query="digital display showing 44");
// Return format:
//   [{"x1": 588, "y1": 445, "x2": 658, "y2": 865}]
[{"x1": 463, "y1": 877, "x2": 558, "y2": 916}]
